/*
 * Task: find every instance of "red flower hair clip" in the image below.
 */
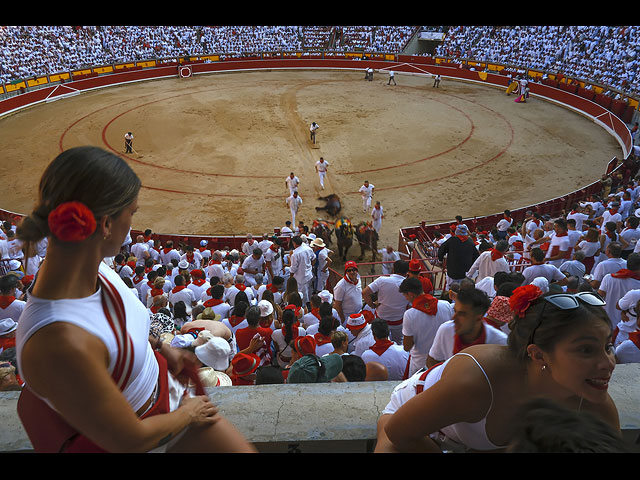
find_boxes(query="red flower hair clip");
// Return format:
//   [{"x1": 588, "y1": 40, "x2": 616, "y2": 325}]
[
  {"x1": 47, "y1": 201, "x2": 97, "y2": 242},
  {"x1": 509, "y1": 284, "x2": 543, "y2": 318}
]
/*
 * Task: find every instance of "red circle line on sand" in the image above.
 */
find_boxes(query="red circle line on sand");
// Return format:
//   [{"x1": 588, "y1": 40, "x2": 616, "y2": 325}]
[
  {"x1": 100, "y1": 92, "x2": 283, "y2": 180},
  {"x1": 341, "y1": 96, "x2": 475, "y2": 175},
  {"x1": 60, "y1": 81, "x2": 514, "y2": 198}
]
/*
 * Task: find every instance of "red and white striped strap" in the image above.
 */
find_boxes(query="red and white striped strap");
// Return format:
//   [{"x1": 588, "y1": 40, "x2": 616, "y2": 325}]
[{"x1": 98, "y1": 272, "x2": 134, "y2": 392}]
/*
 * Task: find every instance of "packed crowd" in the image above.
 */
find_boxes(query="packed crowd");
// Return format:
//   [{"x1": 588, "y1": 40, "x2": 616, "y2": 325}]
[
  {"x1": 0, "y1": 25, "x2": 418, "y2": 84},
  {"x1": 435, "y1": 26, "x2": 640, "y2": 97},
  {"x1": 1, "y1": 145, "x2": 634, "y2": 452}
]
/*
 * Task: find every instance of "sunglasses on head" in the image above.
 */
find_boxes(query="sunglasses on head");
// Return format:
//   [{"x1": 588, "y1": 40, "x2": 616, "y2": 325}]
[{"x1": 528, "y1": 292, "x2": 606, "y2": 345}]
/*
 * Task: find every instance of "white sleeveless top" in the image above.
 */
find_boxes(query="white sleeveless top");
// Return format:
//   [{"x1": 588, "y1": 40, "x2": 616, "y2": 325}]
[{"x1": 16, "y1": 262, "x2": 159, "y2": 413}]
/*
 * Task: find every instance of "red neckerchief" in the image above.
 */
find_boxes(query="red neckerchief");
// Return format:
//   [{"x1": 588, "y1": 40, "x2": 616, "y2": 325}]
[
  {"x1": 314, "y1": 332, "x2": 332, "y2": 345},
  {"x1": 228, "y1": 315, "x2": 245, "y2": 327},
  {"x1": 490, "y1": 248, "x2": 504, "y2": 261},
  {"x1": 186, "y1": 253, "x2": 195, "y2": 263},
  {"x1": 412, "y1": 294, "x2": 438, "y2": 315},
  {"x1": 453, "y1": 326, "x2": 487, "y2": 355},
  {"x1": 370, "y1": 338, "x2": 394, "y2": 356},
  {"x1": 144, "y1": 267, "x2": 152, "y2": 274},
  {"x1": 235, "y1": 283, "x2": 246, "y2": 291},
  {"x1": 127, "y1": 261, "x2": 136, "y2": 269},
  {"x1": 504, "y1": 215, "x2": 512, "y2": 223},
  {"x1": 266, "y1": 283, "x2": 279, "y2": 293},
  {"x1": 150, "y1": 305, "x2": 161, "y2": 314},
  {"x1": 162, "y1": 247, "x2": 172, "y2": 255},
  {"x1": 0, "y1": 295, "x2": 16, "y2": 309},
  {"x1": 456, "y1": 235, "x2": 469, "y2": 243},
  {"x1": 628, "y1": 331, "x2": 640, "y2": 350},
  {"x1": 133, "y1": 275, "x2": 144, "y2": 285},
  {"x1": 555, "y1": 231, "x2": 568, "y2": 237},
  {"x1": 171, "y1": 285, "x2": 187, "y2": 294},
  {"x1": 192, "y1": 278, "x2": 206, "y2": 287},
  {"x1": 270, "y1": 244, "x2": 279, "y2": 252},
  {"x1": 149, "y1": 288, "x2": 164, "y2": 297},
  {"x1": 198, "y1": 247, "x2": 207, "y2": 253},
  {"x1": 204, "y1": 298, "x2": 223, "y2": 307},
  {"x1": 612, "y1": 269, "x2": 640, "y2": 280},
  {"x1": 311, "y1": 307, "x2": 321, "y2": 319},
  {"x1": 209, "y1": 259, "x2": 221, "y2": 266},
  {"x1": 143, "y1": 235, "x2": 151, "y2": 243},
  {"x1": 146, "y1": 280, "x2": 154, "y2": 288},
  {"x1": 609, "y1": 208, "x2": 619, "y2": 215},
  {"x1": 344, "y1": 274, "x2": 359, "y2": 285},
  {"x1": 606, "y1": 230, "x2": 617, "y2": 240}
]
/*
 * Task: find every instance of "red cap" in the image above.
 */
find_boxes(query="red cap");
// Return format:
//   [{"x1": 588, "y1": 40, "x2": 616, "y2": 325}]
[
  {"x1": 344, "y1": 261, "x2": 358, "y2": 271},
  {"x1": 408, "y1": 259, "x2": 422, "y2": 272}
]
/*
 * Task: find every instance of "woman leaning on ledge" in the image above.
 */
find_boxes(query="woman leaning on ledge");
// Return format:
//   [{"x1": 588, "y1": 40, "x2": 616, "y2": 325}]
[
  {"x1": 376, "y1": 285, "x2": 621, "y2": 453},
  {"x1": 14, "y1": 146, "x2": 255, "y2": 453}
]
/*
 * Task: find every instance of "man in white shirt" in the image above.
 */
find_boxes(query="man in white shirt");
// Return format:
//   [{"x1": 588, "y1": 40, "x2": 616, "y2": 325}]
[
  {"x1": 378, "y1": 245, "x2": 400, "y2": 276},
  {"x1": 361, "y1": 319, "x2": 410, "y2": 381},
  {"x1": 359, "y1": 180, "x2": 375, "y2": 213},
  {"x1": 362, "y1": 260, "x2": 410, "y2": 344},
  {"x1": 598, "y1": 253, "x2": 640, "y2": 329},
  {"x1": 427, "y1": 288, "x2": 507, "y2": 368},
  {"x1": 130, "y1": 235, "x2": 150, "y2": 266},
  {"x1": 521, "y1": 248, "x2": 568, "y2": 286},
  {"x1": 280, "y1": 221, "x2": 294, "y2": 237},
  {"x1": 567, "y1": 203, "x2": 590, "y2": 232},
  {"x1": 289, "y1": 235, "x2": 315, "y2": 306},
  {"x1": 264, "y1": 242, "x2": 284, "y2": 281},
  {"x1": 399, "y1": 277, "x2": 453, "y2": 377},
  {"x1": 241, "y1": 234, "x2": 259, "y2": 258},
  {"x1": 206, "y1": 251, "x2": 226, "y2": 281},
  {"x1": 333, "y1": 261, "x2": 363, "y2": 325},
  {"x1": 345, "y1": 312, "x2": 375, "y2": 357},
  {"x1": 0, "y1": 274, "x2": 26, "y2": 322},
  {"x1": 315, "y1": 157, "x2": 329, "y2": 189},
  {"x1": 285, "y1": 172, "x2": 300, "y2": 195},
  {"x1": 311, "y1": 237, "x2": 331, "y2": 293},
  {"x1": 545, "y1": 218, "x2": 571, "y2": 268},
  {"x1": 599, "y1": 201, "x2": 623, "y2": 234},
  {"x1": 159, "y1": 240, "x2": 181, "y2": 266},
  {"x1": 591, "y1": 242, "x2": 627, "y2": 290},
  {"x1": 168, "y1": 274, "x2": 198, "y2": 315},
  {"x1": 371, "y1": 201, "x2": 384, "y2": 234},
  {"x1": 495, "y1": 210, "x2": 513, "y2": 241},
  {"x1": 286, "y1": 191, "x2": 303, "y2": 226},
  {"x1": 622, "y1": 216, "x2": 640, "y2": 259},
  {"x1": 241, "y1": 247, "x2": 265, "y2": 287},
  {"x1": 310, "y1": 122, "x2": 319, "y2": 144},
  {"x1": 466, "y1": 240, "x2": 510, "y2": 283}
]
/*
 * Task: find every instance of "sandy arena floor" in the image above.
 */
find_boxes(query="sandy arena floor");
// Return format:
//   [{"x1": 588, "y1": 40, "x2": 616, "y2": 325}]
[{"x1": 0, "y1": 69, "x2": 621, "y2": 261}]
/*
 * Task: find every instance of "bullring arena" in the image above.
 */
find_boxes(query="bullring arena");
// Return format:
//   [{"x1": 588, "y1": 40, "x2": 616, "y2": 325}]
[
  {"x1": 0, "y1": 63, "x2": 624, "y2": 277},
  {"x1": 4, "y1": 26, "x2": 640, "y2": 454}
]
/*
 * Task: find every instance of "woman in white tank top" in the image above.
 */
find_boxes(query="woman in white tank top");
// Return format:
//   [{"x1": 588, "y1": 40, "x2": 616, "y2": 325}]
[
  {"x1": 15, "y1": 146, "x2": 254, "y2": 453},
  {"x1": 380, "y1": 285, "x2": 620, "y2": 452}
]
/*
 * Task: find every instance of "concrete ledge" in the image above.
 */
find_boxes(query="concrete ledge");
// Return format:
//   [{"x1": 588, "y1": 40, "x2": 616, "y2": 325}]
[{"x1": 3, "y1": 364, "x2": 640, "y2": 453}]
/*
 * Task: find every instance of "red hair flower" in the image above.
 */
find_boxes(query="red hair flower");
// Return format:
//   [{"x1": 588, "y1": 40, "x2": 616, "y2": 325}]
[
  {"x1": 48, "y1": 201, "x2": 97, "y2": 242},
  {"x1": 509, "y1": 284, "x2": 543, "y2": 318}
]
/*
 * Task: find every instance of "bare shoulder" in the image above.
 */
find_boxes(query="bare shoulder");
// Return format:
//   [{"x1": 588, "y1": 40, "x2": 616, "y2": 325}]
[{"x1": 21, "y1": 322, "x2": 109, "y2": 398}]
